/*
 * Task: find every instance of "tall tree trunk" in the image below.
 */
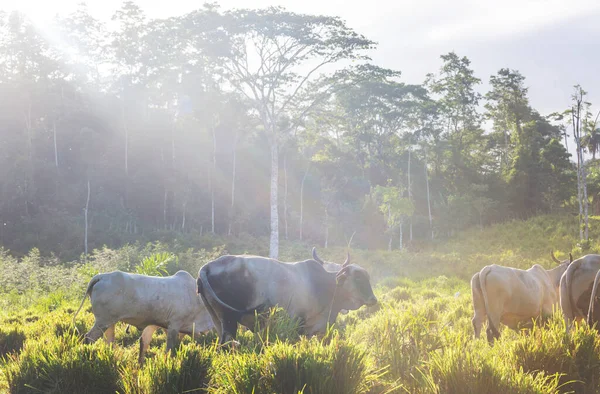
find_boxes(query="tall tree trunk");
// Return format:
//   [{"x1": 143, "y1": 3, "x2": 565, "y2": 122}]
[
  {"x1": 84, "y1": 179, "x2": 91, "y2": 260},
  {"x1": 284, "y1": 155, "x2": 289, "y2": 240},
  {"x1": 228, "y1": 132, "x2": 238, "y2": 236},
  {"x1": 171, "y1": 121, "x2": 176, "y2": 168},
  {"x1": 387, "y1": 204, "x2": 392, "y2": 251},
  {"x1": 269, "y1": 140, "x2": 279, "y2": 258},
  {"x1": 53, "y1": 121, "x2": 59, "y2": 168},
  {"x1": 182, "y1": 201, "x2": 187, "y2": 231},
  {"x1": 211, "y1": 125, "x2": 217, "y2": 234},
  {"x1": 407, "y1": 140, "x2": 413, "y2": 242},
  {"x1": 574, "y1": 110, "x2": 584, "y2": 240},
  {"x1": 163, "y1": 189, "x2": 168, "y2": 230},
  {"x1": 582, "y1": 145, "x2": 589, "y2": 240},
  {"x1": 299, "y1": 162, "x2": 311, "y2": 241},
  {"x1": 425, "y1": 154, "x2": 433, "y2": 240},
  {"x1": 399, "y1": 216, "x2": 403, "y2": 250},
  {"x1": 122, "y1": 100, "x2": 128, "y2": 176},
  {"x1": 324, "y1": 207, "x2": 329, "y2": 249}
]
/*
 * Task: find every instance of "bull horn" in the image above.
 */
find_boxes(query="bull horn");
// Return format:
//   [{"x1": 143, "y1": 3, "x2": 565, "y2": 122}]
[
  {"x1": 551, "y1": 251, "x2": 561, "y2": 264},
  {"x1": 342, "y1": 251, "x2": 350, "y2": 267},
  {"x1": 312, "y1": 247, "x2": 324, "y2": 265},
  {"x1": 569, "y1": 253, "x2": 573, "y2": 263}
]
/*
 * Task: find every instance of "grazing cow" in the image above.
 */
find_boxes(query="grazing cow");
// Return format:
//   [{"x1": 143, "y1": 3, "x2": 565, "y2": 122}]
[
  {"x1": 197, "y1": 250, "x2": 377, "y2": 344},
  {"x1": 72, "y1": 270, "x2": 214, "y2": 363},
  {"x1": 471, "y1": 252, "x2": 572, "y2": 343},
  {"x1": 558, "y1": 254, "x2": 600, "y2": 332}
]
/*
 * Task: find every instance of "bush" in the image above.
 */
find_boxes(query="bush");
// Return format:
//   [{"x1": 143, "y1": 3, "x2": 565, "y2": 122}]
[
  {"x1": 424, "y1": 334, "x2": 560, "y2": 394},
  {"x1": 2, "y1": 334, "x2": 126, "y2": 394},
  {"x1": 123, "y1": 342, "x2": 214, "y2": 394},
  {"x1": 210, "y1": 336, "x2": 375, "y2": 394},
  {"x1": 0, "y1": 327, "x2": 26, "y2": 357}
]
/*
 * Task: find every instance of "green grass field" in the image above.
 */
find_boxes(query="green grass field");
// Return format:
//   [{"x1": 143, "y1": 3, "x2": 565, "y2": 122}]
[{"x1": 2, "y1": 215, "x2": 600, "y2": 393}]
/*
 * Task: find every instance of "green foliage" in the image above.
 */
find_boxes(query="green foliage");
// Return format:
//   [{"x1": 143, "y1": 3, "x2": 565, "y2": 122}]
[
  {"x1": 2, "y1": 334, "x2": 126, "y2": 394},
  {"x1": 134, "y1": 252, "x2": 175, "y2": 276},
  {"x1": 3, "y1": 217, "x2": 600, "y2": 393},
  {"x1": 124, "y1": 343, "x2": 213, "y2": 394},
  {"x1": 0, "y1": 327, "x2": 26, "y2": 358}
]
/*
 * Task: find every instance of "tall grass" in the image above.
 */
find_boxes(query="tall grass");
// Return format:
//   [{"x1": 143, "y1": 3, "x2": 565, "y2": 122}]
[{"x1": 1, "y1": 215, "x2": 599, "y2": 393}]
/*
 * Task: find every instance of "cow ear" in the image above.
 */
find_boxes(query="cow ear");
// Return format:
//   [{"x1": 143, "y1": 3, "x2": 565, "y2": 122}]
[
  {"x1": 569, "y1": 253, "x2": 573, "y2": 264},
  {"x1": 342, "y1": 251, "x2": 350, "y2": 267}
]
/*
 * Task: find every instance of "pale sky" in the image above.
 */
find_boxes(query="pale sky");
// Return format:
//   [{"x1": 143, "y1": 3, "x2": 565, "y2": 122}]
[{"x1": 4, "y1": 0, "x2": 600, "y2": 150}]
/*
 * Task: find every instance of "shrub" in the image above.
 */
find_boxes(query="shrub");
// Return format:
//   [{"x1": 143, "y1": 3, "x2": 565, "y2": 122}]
[
  {"x1": 424, "y1": 334, "x2": 560, "y2": 394},
  {"x1": 2, "y1": 334, "x2": 125, "y2": 394},
  {"x1": 0, "y1": 327, "x2": 26, "y2": 357},
  {"x1": 123, "y1": 342, "x2": 214, "y2": 394}
]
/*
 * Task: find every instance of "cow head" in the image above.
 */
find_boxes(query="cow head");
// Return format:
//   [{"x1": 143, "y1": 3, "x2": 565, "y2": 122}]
[{"x1": 335, "y1": 252, "x2": 378, "y2": 309}]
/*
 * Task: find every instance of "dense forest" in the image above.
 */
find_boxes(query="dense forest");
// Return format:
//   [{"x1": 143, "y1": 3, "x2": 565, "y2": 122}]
[{"x1": 0, "y1": 2, "x2": 598, "y2": 259}]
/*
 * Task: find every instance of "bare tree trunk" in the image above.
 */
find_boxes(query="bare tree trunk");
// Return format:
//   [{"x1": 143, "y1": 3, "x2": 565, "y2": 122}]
[
  {"x1": 574, "y1": 109, "x2": 584, "y2": 240},
  {"x1": 122, "y1": 100, "x2": 128, "y2": 176},
  {"x1": 425, "y1": 154, "x2": 433, "y2": 240},
  {"x1": 582, "y1": 144, "x2": 589, "y2": 240},
  {"x1": 399, "y1": 216, "x2": 403, "y2": 250},
  {"x1": 182, "y1": 201, "x2": 186, "y2": 231},
  {"x1": 53, "y1": 121, "x2": 59, "y2": 168},
  {"x1": 283, "y1": 155, "x2": 289, "y2": 240},
  {"x1": 84, "y1": 179, "x2": 91, "y2": 260},
  {"x1": 269, "y1": 140, "x2": 279, "y2": 258},
  {"x1": 299, "y1": 162, "x2": 311, "y2": 241},
  {"x1": 407, "y1": 141, "x2": 413, "y2": 242},
  {"x1": 163, "y1": 189, "x2": 168, "y2": 230},
  {"x1": 324, "y1": 208, "x2": 329, "y2": 249},
  {"x1": 387, "y1": 203, "x2": 392, "y2": 251},
  {"x1": 228, "y1": 132, "x2": 238, "y2": 236},
  {"x1": 171, "y1": 121, "x2": 176, "y2": 168},
  {"x1": 211, "y1": 126, "x2": 217, "y2": 234}
]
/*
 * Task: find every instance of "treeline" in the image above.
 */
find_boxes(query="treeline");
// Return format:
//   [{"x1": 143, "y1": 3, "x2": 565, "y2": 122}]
[{"x1": 0, "y1": 2, "x2": 595, "y2": 259}]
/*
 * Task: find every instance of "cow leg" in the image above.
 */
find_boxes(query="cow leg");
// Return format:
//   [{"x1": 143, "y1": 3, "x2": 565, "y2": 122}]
[
  {"x1": 138, "y1": 325, "x2": 158, "y2": 365},
  {"x1": 199, "y1": 290, "x2": 224, "y2": 340},
  {"x1": 220, "y1": 312, "x2": 239, "y2": 346},
  {"x1": 103, "y1": 324, "x2": 116, "y2": 344},
  {"x1": 84, "y1": 322, "x2": 109, "y2": 344},
  {"x1": 470, "y1": 273, "x2": 486, "y2": 339},
  {"x1": 165, "y1": 327, "x2": 181, "y2": 357}
]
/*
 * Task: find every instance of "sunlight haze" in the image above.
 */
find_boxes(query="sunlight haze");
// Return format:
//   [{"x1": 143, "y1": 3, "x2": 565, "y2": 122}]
[{"x1": 6, "y1": 0, "x2": 600, "y2": 119}]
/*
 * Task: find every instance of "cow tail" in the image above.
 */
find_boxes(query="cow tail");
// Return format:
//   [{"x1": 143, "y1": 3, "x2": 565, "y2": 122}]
[
  {"x1": 198, "y1": 266, "x2": 247, "y2": 316},
  {"x1": 587, "y1": 270, "x2": 600, "y2": 326},
  {"x1": 479, "y1": 266, "x2": 500, "y2": 338},
  {"x1": 72, "y1": 274, "x2": 102, "y2": 333}
]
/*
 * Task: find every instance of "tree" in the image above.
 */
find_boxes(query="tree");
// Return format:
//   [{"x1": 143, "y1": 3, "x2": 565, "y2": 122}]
[
  {"x1": 570, "y1": 86, "x2": 590, "y2": 241},
  {"x1": 212, "y1": 7, "x2": 374, "y2": 258},
  {"x1": 372, "y1": 182, "x2": 413, "y2": 250},
  {"x1": 485, "y1": 68, "x2": 530, "y2": 171}
]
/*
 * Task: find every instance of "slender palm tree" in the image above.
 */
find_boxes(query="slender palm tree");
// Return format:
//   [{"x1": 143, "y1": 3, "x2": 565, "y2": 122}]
[{"x1": 583, "y1": 127, "x2": 600, "y2": 160}]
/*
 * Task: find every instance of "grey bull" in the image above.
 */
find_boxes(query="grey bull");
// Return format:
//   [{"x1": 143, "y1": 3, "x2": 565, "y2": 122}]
[
  {"x1": 73, "y1": 270, "x2": 214, "y2": 363},
  {"x1": 197, "y1": 250, "x2": 377, "y2": 344}
]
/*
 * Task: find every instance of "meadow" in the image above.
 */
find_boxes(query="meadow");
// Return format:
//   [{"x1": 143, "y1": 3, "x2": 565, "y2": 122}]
[{"x1": 2, "y1": 215, "x2": 600, "y2": 393}]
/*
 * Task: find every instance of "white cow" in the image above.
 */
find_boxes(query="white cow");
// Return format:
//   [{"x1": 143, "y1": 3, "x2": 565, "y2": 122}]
[
  {"x1": 471, "y1": 252, "x2": 571, "y2": 343},
  {"x1": 559, "y1": 254, "x2": 600, "y2": 332},
  {"x1": 73, "y1": 270, "x2": 213, "y2": 363}
]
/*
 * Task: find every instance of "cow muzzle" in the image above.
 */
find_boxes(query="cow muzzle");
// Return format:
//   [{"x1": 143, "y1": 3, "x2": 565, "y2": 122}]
[{"x1": 366, "y1": 296, "x2": 378, "y2": 306}]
